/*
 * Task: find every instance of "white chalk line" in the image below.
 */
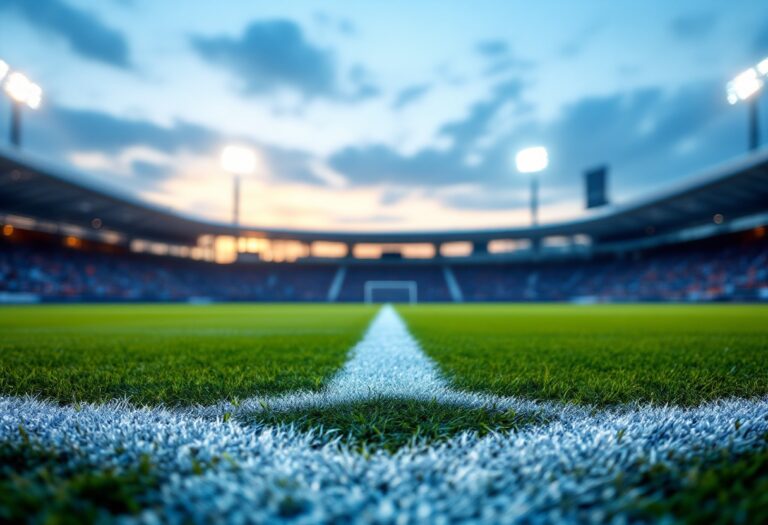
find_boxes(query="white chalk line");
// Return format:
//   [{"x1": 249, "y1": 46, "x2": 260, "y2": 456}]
[
  {"x1": 192, "y1": 304, "x2": 573, "y2": 420},
  {"x1": 3, "y1": 395, "x2": 767, "y2": 523},
  {"x1": 2, "y1": 304, "x2": 767, "y2": 523}
]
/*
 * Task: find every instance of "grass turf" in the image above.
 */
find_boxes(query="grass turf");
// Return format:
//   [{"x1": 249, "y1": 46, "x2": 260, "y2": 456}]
[
  {"x1": 1, "y1": 303, "x2": 768, "y2": 521},
  {"x1": 0, "y1": 304, "x2": 374, "y2": 406},
  {"x1": 401, "y1": 304, "x2": 768, "y2": 407},
  {"x1": 254, "y1": 398, "x2": 542, "y2": 452},
  {"x1": 0, "y1": 439, "x2": 156, "y2": 524},
  {"x1": 625, "y1": 435, "x2": 768, "y2": 523}
]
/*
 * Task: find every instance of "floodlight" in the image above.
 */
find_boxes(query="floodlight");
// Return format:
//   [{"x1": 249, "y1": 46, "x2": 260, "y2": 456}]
[
  {"x1": 1, "y1": 64, "x2": 43, "y2": 148},
  {"x1": 26, "y1": 82, "x2": 42, "y2": 109},
  {"x1": 758, "y1": 58, "x2": 768, "y2": 77},
  {"x1": 4, "y1": 72, "x2": 31, "y2": 103},
  {"x1": 727, "y1": 61, "x2": 768, "y2": 151},
  {"x1": 4, "y1": 71, "x2": 42, "y2": 109},
  {"x1": 515, "y1": 146, "x2": 549, "y2": 173},
  {"x1": 221, "y1": 145, "x2": 257, "y2": 175},
  {"x1": 221, "y1": 145, "x2": 258, "y2": 228},
  {"x1": 513, "y1": 146, "x2": 549, "y2": 227},
  {"x1": 726, "y1": 68, "x2": 763, "y2": 105}
]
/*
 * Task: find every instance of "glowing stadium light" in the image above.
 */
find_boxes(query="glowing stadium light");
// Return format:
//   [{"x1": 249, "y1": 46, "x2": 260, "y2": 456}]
[
  {"x1": 25, "y1": 82, "x2": 42, "y2": 110},
  {"x1": 515, "y1": 146, "x2": 549, "y2": 173},
  {"x1": 1, "y1": 67, "x2": 43, "y2": 148},
  {"x1": 726, "y1": 68, "x2": 763, "y2": 105},
  {"x1": 758, "y1": 57, "x2": 768, "y2": 77},
  {"x1": 4, "y1": 71, "x2": 42, "y2": 109},
  {"x1": 221, "y1": 145, "x2": 257, "y2": 229},
  {"x1": 515, "y1": 146, "x2": 549, "y2": 227},
  {"x1": 221, "y1": 145, "x2": 257, "y2": 176},
  {"x1": 727, "y1": 63, "x2": 767, "y2": 151}
]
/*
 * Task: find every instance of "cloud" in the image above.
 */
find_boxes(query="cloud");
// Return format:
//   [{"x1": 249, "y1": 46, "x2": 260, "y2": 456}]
[
  {"x1": 348, "y1": 64, "x2": 380, "y2": 101},
  {"x1": 0, "y1": 0, "x2": 131, "y2": 68},
  {"x1": 313, "y1": 12, "x2": 355, "y2": 36},
  {"x1": 331, "y1": 80, "x2": 527, "y2": 187},
  {"x1": 392, "y1": 84, "x2": 431, "y2": 110},
  {"x1": 329, "y1": 77, "x2": 744, "y2": 212},
  {"x1": 30, "y1": 106, "x2": 215, "y2": 155},
  {"x1": 378, "y1": 187, "x2": 411, "y2": 206},
  {"x1": 560, "y1": 21, "x2": 604, "y2": 59},
  {"x1": 16, "y1": 56, "x2": 747, "y2": 220},
  {"x1": 191, "y1": 19, "x2": 374, "y2": 101},
  {"x1": 437, "y1": 186, "x2": 529, "y2": 211},
  {"x1": 545, "y1": 81, "x2": 737, "y2": 185},
  {"x1": 474, "y1": 39, "x2": 532, "y2": 76},
  {"x1": 131, "y1": 160, "x2": 174, "y2": 181},
  {"x1": 330, "y1": 146, "x2": 470, "y2": 187},
  {"x1": 439, "y1": 80, "x2": 525, "y2": 146},
  {"x1": 25, "y1": 103, "x2": 327, "y2": 193},
  {"x1": 40, "y1": 78, "x2": 737, "y2": 216},
  {"x1": 475, "y1": 40, "x2": 509, "y2": 58},
  {"x1": 670, "y1": 12, "x2": 717, "y2": 40}
]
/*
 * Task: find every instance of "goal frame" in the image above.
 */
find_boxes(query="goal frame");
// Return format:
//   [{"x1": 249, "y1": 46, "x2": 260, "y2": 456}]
[{"x1": 363, "y1": 280, "x2": 418, "y2": 304}]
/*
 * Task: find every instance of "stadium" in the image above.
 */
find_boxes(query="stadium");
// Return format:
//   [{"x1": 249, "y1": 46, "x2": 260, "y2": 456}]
[
  {"x1": 3, "y1": 145, "x2": 768, "y2": 304},
  {"x1": 2, "y1": 2, "x2": 768, "y2": 524}
]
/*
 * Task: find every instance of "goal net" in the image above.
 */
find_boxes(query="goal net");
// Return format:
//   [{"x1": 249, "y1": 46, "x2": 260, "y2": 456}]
[{"x1": 364, "y1": 281, "x2": 418, "y2": 304}]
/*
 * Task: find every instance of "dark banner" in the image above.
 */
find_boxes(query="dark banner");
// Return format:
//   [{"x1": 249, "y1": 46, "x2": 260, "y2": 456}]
[{"x1": 585, "y1": 166, "x2": 609, "y2": 209}]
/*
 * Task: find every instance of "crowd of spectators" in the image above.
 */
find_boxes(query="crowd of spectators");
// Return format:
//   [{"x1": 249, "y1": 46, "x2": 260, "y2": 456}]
[
  {"x1": 454, "y1": 235, "x2": 768, "y2": 302},
  {"x1": 0, "y1": 240, "x2": 335, "y2": 302},
  {"x1": 1, "y1": 232, "x2": 766, "y2": 302}
]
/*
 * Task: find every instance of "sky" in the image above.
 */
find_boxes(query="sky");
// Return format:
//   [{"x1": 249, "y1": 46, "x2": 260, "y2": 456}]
[{"x1": 1, "y1": 0, "x2": 767, "y2": 231}]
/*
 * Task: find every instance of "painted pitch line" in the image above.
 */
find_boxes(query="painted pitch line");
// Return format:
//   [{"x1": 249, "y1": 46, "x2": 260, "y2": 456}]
[
  {"x1": 2, "y1": 395, "x2": 768, "y2": 523},
  {"x1": 324, "y1": 304, "x2": 450, "y2": 398},
  {"x1": 192, "y1": 304, "x2": 573, "y2": 420}
]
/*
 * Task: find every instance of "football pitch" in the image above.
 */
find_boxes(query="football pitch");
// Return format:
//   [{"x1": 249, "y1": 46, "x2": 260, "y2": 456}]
[{"x1": 1, "y1": 303, "x2": 767, "y2": 523}]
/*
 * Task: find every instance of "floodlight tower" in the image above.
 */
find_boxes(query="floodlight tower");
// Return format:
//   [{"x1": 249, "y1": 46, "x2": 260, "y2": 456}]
[
  {"x1": 515, "y1": 146, "x2": 549, "y2": 227},
  {"x1": 220, "y1": 145, "x2": 257, "y2": 228},
  {"x1": 727, "y1": 58, "x2": 768, "y2": 151},
  {"x1": 0, "y1": 61, "x2": 43, "y2": 148}
]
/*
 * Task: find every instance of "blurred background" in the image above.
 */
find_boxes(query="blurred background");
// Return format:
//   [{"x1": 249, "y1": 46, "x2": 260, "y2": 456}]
[
  {"x1": 1, "y1": 0, "x2": 767, "y2": 230},
  {"x1": 0, "y1": 0, "x2": 767, "y2": 303}
]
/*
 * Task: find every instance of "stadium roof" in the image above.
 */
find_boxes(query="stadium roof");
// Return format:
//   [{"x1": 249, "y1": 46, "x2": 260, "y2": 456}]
[{"x1": 1, "y1": 145, "x2": 768, "y2": 246}]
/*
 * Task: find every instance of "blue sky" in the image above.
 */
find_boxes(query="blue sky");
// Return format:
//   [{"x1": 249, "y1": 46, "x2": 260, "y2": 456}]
[{"x1": 1, "y1": 0, "x2": 767, "y2": 230}]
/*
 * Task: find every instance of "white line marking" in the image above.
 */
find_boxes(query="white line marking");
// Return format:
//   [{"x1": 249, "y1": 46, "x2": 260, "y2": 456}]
[
  {"x1": 2, "y1": 396, "x2": 767, "y2": 523},
  {"x1": 324, "y1": 304, "x2": 450, "y2": 397},
  {"x1": 194, "y1": 304, "x2": 569, "y2": 419}
]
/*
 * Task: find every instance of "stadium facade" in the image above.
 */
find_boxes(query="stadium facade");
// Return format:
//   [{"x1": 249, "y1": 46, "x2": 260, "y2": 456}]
[{"x1": 1, "y1": 146, "x2": 768, "y2": 303}]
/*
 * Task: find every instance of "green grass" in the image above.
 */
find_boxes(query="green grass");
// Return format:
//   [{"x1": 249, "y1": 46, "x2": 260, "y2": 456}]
[
  {"x1": 625, "y1": 437, "x2": 768, "y2": 524},
  {"x1": 4, "y1": 431, "x2": 764, "y2": 524},
  {"x1": 401, "y1": 304, "x2": 768, "y2": 407},
  {"x1": 0, "y1": 304, "x2": 374, "y2": 406},
  {"x1": 2, "y1": 303, "x2": 767, "y2": 521},
  {"x1": 254, "y1": 398, "x2": 542, "y2": 452},
  {"x1": 0, "y1": 439, "x2": 157, "y2": 524}
]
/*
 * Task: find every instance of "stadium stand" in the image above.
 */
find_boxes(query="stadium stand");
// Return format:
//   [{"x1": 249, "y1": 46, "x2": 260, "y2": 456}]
[
  {"x1": 1, "y1": 229, "x2": 766, "y2": 303},
  {"x1": 1, "y1": 146, "x2": 768, "y2": 303},
  {"x1": 0, "y1": 235, "x2": 335, "y2": 302},
  {"x1": 452, "y1": 232, "x2": 768, "y2": 302}
]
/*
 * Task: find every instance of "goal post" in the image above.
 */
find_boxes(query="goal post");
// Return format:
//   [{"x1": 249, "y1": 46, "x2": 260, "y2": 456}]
[{"x1": 364, "y1": 280, "x2": 418, "y2": 304}]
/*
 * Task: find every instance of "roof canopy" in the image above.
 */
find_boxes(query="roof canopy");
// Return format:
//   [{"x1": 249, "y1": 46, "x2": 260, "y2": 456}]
[{"x1": 1, "y1": 146, "x2": 768, "y2": 246}]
